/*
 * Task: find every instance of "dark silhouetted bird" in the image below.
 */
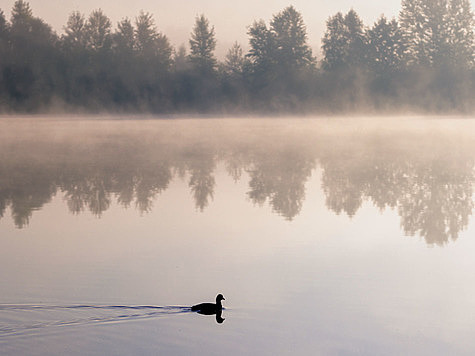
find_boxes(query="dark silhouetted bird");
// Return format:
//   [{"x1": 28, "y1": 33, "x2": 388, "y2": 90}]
[{"x1": 191, "y1": 294, "x2": 225, "y2": 314}]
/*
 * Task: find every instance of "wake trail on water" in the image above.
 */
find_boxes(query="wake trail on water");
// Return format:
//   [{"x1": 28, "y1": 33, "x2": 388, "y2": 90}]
[{"x1": 0, "y1": 304, "x2": 192, "y2": 337}]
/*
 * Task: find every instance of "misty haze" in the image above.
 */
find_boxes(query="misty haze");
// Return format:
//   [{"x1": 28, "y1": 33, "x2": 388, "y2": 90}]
[{"x1": 1, "y1": 0, "x2": 475, "y2": 355}]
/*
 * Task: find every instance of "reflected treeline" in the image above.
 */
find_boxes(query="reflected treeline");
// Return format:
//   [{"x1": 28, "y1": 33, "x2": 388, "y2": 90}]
[
  {"x1": 1, "y1": 122, "x2": 474, "y2": 246},
  {"x1": 320, "y1": 143, "x2": 474, "y2": 245},
  {"x1": 246, "y1": 149, "x2": 316, "y2": 220}
]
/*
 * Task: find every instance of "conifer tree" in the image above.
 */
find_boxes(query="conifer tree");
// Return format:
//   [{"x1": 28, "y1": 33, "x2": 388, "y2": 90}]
[
  {"x1": 189, "y1": 15, "x2": 217, "y2": 72},
  {"x1": 270, "y1": 6, "x2": 314, "y2": 69},
  {"x1": 344, "y1": 9, "x2": 366, "y2": 67},
  {"x1": 134, "y1": 11, "x2": 172, "y2": 69},
  {"x1": 422, "y1": 0, "x2": 451, "y2": 65},
  {"x1": 85, "y1": 9, "x2": 111, "y2": 51},
  {"x1": 247, "y1": 19, "x2": 275, "y2": 69},
  {"x1": 0, "y1": 10, "x2": 8, "y2": 53},
  {"x1": 223, "y1": 42, "x2": 246, "y2": 76},
  {"x1": 63, "y1": 11, "x2": 86, "y2": 50},
  {"x1": 399, "y1": 0, "x2": 428, "y2": 65},
  {"x1": 322, "y1": 10, "x2": 366, "y2": 70},
  {"x1": 115, "y1": 18, "x2": 134, "y2": 52},
  {"x1": 366, "y1": 16, "x2": 405, "y2": 72},
  {"x1": 173, "y1": 44, "x2": 189, "y2": 72},
  {"x1": 399, "y1": 0, "x2": 471, "y2": 66},
  {"x1": 448, "y1": 0, "x2": 474, "y2": 67},
  {"x1": 10, "y1": 0, "x2": 32, "y2": 33},
  {"x1": 322, "y1": 12, "x2": 347, "y2": 70},
  {"x1": 135, "y1": 11, "x2": 157, "y2": 54}
]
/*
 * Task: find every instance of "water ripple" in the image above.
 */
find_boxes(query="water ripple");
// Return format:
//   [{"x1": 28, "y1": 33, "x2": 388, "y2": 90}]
[{"x1": 0, "y1": 304, "x2": 192, "y2": 337}]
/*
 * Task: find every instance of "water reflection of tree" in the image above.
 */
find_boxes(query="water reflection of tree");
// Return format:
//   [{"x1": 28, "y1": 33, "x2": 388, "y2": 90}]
[
  {"x1": 321, "y1": 152, "x2": 402, "y2": 216},
  {"x1": 321, "y1": 161, "x2": 364, "y2": 217},
  {"x1": 247, "y1": 150, "x2": 315, "y2": 220},
  {"x1": 133, "y1": 163, "x2": 173, "y2": 213},
  {"x1": 185, "y1": 148, "x2": 216, "y2": 211},
  {"x1": 224, "y1": 150, "x2": 248, "y2": 182},
  {"x1": 1, "y1": 128, "x2": 475, "y2": 247},
  {"x1": 320, "y1": 146, "x2": 474, "y2": 245},
  {"x1": 60, "y1": 163, "x2": 173, "y2": 216},
  {"x1": 0, "y1": 194, "x2": 6, "y2": 219},
  {"x1": 61, "y1": 175, "x2": 112, "y2": 216},
  {"x1": 0, "y1": 164, "x2": 56, "y2": 228},
  {"x1": 397, "y1": 160, "x2": 474, "y2": 245}
]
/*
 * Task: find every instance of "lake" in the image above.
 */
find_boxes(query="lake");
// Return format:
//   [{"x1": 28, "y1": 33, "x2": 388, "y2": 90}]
[{"x1": 1, "y1": 116, "x2": 475, "y2": 355}]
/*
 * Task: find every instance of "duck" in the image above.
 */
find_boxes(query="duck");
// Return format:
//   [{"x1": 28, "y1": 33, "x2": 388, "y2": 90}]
[{"x1": 191, "y1": 294, "x2": 225, "y2": 315}]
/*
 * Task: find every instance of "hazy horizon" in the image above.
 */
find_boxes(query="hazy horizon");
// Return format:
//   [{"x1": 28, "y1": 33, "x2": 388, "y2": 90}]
[{"x1": 0, "y1": 0, "x2": 412, "y2": 57}]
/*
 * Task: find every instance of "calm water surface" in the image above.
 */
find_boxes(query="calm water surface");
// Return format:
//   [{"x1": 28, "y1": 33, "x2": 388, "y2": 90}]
[{"x1": 1, "y1": 117, "x2": 475, "y2": 355}]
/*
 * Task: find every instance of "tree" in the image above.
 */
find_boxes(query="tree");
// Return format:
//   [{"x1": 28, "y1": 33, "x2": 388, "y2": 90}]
[
  {"x1": 189, "y1": 14, "x2": 217, "y2": 72},
  {"x1": 111, "y1": 18, "x2": 137, "y2": 107},
  {"x1": 366, "y1": 16, "x2": 405, "y2": 73},
  {"x1": 270, "y1": 6, "x2": 314, "y2": 69},
  {"x1": 219, "y1": 42, "x2": 249, "y2": 109},
  {"x1": 399, "y1": 0, "x2": 428, "y2": 65},
  {"x1": 10, "y1": 0, "x2": 55, "y2": 47},
  {"x1": 10, "y1": 0, "x2": 32, "y2": 34},
  {"x1": 399, "y1": 0, "x2": 462, "y2": 66},
  {"x1": 135, "y1": 11, "x2": 156, "y2": 54},
  {"x1": 114, "y1": 18, "x2": 135, "y2": 52},
  {"x1": 134, "y1": 11, "x2": 172, "y2": 67},
  {"x1": 422, "y1": 0, "x2": 451, "y2": 65},
  {"x1": 173, "y1": 44, "x2": 189, "y2": 72},
  {"x1": 246, "y1": 7, "x2": 316, "y2": 106},
  {"x1": 0, "y1": 10, "x2": 7, "y2": 35},
  {"x1": 447, "y1": 0, "x2": 474, "y2": 68},
  {"x1": 153, "y1": 34, "x2": 173, "y2": 69},
  {"x1": 247, "y1": 7, "x2": 313, "y2": 72},
  {"x1": 0, "y1": 10, "x2": 8, "y2": 107},
  {"x1": 322, "y1": 10, "x2": 366, "y2": 70},
  {"x1": 85, "y1": 9, "x2": 111, "y2": 51},
  {"x1": 344, "y1": 10, "x2": 366, "y2": 67},
  {"x1": 0, "y1": 10, "x2": 8, "y2": 57},
  {"x1": 322, "y1": 12, "x2": 347, "y2": 70},
  {"x1": 6, "y1": 0, "x2": 58, "y2": 108},
  {"x1": 247, "y1": 20, "x2": 275, "y2": 69},
  {"x1": 222, "y1": 42, "x2": 246, "y2": 76},
  {"x1": 246, "y1": 19, "x2": 279, "y2": 101},
  {"x1": 62, "y1": 11, "x2": 86, "y2": 50}
]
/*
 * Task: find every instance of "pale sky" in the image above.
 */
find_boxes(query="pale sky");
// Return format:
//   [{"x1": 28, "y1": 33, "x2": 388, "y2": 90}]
[{"x1": 0, "y1": 0, "x2": 473, "y2": 58}]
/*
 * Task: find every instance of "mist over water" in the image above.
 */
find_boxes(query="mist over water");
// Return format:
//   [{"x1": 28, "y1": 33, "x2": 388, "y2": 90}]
[
  {"x1": 1, "y1": 117, "x2": 474, "y2": 245},
  {"x1": 2, "y1": 117, "x2": 475, "y2": 355}
]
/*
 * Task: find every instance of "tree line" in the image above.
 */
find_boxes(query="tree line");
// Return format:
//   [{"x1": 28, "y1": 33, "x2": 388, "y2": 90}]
[{"x1": 0, "y1": 0, "x2": 473, "y2": 113}]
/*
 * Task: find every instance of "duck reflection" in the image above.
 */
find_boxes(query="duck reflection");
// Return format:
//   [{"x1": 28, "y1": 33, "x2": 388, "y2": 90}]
[
  {"x1": 193, "y1": 308, "x2": 225, "y2": 324},
  {"x1": 0, "y1": 124, "x2": 474, "y2": 246}
]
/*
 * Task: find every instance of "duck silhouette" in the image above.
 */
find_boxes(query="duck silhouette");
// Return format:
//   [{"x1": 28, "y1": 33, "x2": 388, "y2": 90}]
[{"x1": 191, "y1": 294, "x2": 225, "y2": 323}]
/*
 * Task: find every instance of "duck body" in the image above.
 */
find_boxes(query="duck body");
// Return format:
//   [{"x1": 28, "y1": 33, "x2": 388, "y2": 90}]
[{"x1": 191, "y1": 294, "x2": 225, "y2": 315}]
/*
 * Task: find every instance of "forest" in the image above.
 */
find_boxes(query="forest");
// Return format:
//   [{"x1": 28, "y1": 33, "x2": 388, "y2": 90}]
[{"x1": 0, "y1": 0, "x2": 474, "y2": 114}]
